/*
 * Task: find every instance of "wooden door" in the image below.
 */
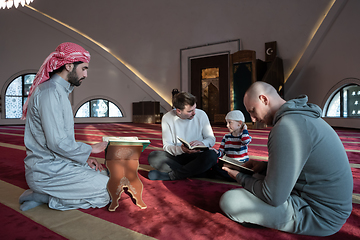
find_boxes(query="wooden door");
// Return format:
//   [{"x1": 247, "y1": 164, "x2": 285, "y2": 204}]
[
  {"x1": 190, "y1": 54, "x2": 229, "y2": 123},
  {"x1": 230, "y1": 50, "x2": 257, "y2": 122}
]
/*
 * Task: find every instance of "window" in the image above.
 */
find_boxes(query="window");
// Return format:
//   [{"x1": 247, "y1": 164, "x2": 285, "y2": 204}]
[
  {"x1": 75, "y1": 99, "x2": 123, "y2": 118},
  {"x1": 5, "y1": 73, "x2": 35, "y2": 118},
  {"x1": 325, "y1": 84, "x2": 360, "y2": 118},
  {"x1": 4, "y1": 74, "x2": 122, "y2": 119}
]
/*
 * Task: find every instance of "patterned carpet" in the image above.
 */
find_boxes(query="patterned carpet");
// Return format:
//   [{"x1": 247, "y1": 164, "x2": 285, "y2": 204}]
[{"x1": 0, "y1": 123, "x2": 359, "y2": 240}]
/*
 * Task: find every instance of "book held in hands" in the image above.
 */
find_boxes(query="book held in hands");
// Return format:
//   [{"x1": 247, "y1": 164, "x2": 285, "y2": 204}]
[
  {"x1": 218, "y1": 156, "x2": 254, "y2": 175},
  {"x1": 177, "y1": 137, "x2": 209, "y2": 150}
]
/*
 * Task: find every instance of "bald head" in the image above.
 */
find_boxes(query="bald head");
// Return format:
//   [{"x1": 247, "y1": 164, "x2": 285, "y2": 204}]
[
  {"x1": 243, "y1": 81, "x2": 285, "y2": 125},
  {"x1": 245, "y1": 82, "x2": 278, "y2": 101}
]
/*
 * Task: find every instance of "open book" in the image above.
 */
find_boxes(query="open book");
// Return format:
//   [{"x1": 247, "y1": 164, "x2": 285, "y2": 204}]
[
  {"x1": 103, "y1": 136, "x2": 151, "y2": 152},
  {"x1": 177, "y1": 137, "x2": 208, "y2": 150},
  {"x1": 218, "y1": 156, "x2": 254, "y2": 175}
]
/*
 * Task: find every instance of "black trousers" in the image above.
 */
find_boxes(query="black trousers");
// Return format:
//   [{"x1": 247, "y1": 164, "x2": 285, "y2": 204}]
[{"x1": 147, "y1": 150, "x2": 218, "y2": 180}]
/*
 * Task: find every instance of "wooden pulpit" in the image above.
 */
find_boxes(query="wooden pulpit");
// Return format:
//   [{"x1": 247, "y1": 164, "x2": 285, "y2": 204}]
[{"x1": 104, "y1": 137, "x2": 150, "y2": 211}]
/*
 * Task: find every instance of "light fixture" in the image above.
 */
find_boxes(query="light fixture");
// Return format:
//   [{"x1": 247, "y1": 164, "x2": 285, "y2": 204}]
[{"x1": 0, "y1": 0, "x2": 34, "y2": 9}]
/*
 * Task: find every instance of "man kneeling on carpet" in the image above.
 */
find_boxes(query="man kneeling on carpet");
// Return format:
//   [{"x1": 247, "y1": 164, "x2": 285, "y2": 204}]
[
  {"x1": 19, "y1": 42, "x2": 110, "y2": 211},
  {"x1": 220, "y1": 81, "x2": 353, "y2": 236},
  {"x1": 147, "y1": 92, "x2": 218, "y2": 181}
]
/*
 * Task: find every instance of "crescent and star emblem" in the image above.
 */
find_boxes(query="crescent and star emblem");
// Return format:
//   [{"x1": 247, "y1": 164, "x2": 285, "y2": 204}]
[{"x1": 266, "y1": 48, "x2": 274, "y2": 56}]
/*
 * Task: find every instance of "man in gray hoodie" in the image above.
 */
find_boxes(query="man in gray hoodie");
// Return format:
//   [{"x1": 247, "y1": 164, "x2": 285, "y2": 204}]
[{"x1": 220, "y1": 81, "x2": 353, "y2": 236}]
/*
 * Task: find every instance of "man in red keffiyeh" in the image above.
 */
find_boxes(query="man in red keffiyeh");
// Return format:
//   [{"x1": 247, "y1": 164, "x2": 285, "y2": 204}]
[
  {"x1": 19, "y1": 42, "x2": 110, "y2": 211},
  {"x1": 21, "y1": 42, "x2": 91, "y2": 119}
]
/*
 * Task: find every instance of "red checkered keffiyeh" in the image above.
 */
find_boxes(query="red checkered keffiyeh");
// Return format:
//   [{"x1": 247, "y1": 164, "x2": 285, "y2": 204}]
[{"x1": 21, "y1": 42, "x2": 91, "y2": 119}]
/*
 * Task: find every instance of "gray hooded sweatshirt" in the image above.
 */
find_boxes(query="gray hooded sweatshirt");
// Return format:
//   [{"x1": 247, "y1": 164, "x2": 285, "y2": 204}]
[{"x1": 238, "y1": 95, "x2": 353, "y2": 235}]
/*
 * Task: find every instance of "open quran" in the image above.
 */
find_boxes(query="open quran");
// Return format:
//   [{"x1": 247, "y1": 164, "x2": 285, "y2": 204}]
[
  {"x1": 103, "y1": 136, "x2": 150, "y2": 152},
  {"x1": 218, "y1": 156, "x2": 254, "y2": 175},
  {"x1": 177, "y1": 137, "x2": 208, "y2": 150}
]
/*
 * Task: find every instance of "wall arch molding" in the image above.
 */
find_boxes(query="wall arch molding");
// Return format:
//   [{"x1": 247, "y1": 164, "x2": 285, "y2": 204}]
[{"x1": 321, "y1": 77, "x2": 360, "y2": 117}]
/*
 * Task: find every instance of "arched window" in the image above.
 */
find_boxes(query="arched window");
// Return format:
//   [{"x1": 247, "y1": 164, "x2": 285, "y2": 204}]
[
  {"x1": 75, "y1": 99, "x2": 123, "y2": 118},
  {"x1": 325, "y1": 84, "x2": 360, "y2": 118},
  {"x1": 4, "y1": 73, "x2": 35, "y2": 118}
]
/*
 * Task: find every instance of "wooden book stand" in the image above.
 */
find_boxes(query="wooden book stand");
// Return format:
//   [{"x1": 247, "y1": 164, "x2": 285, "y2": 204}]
[{"x1": 105, "y1": 143, "x2": 147, "y2": 211}]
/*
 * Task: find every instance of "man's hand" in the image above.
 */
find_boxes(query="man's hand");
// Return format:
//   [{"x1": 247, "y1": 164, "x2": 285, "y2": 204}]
[
  {"x1": 181, "y1": 144, "x2": 200, "y2": 154},
  {"x1": 209, "y1": 147, "x2": 219, "y2": 154},
  {"x1": 87, "y1": 158, "x2": 104, "y2": 171},
  {"x1": 222, "y1": 166, "x2": 239, "y2": 180},
  {"x1": 242, "y1": 159, "x2": 267, "y2": 174},
  {"x1": 189, "y1": 140, "x2": 205, "y2": 147},
  {"x1": 181, "y1": 140, "x2": 204, "y2": 154},
  {"x1": 91, "y1": 141, "x2": 108, "y2": 154}
]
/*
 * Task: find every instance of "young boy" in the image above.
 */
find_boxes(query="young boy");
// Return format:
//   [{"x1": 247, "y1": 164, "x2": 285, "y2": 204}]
[{"x1": 216, "y1": 110, "x2": 251, "y2": 162}]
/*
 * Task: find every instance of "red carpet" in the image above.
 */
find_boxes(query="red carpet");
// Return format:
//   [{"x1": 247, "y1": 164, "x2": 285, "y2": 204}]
[
  {"x1": 1, "y1": 203, "x2": 67, "y2": 240},
  {"x1": 0, "y1": 123, "x2": 359, "y2": 239}
]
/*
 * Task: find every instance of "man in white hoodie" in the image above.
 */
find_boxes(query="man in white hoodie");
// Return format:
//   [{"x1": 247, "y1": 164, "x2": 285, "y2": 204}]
[
  {"x1": 220, "y1": 81, "x2": 353, "y2": 236},
  {"x1": 147, "y1": 92, "x2": 217, "y2": 180}
]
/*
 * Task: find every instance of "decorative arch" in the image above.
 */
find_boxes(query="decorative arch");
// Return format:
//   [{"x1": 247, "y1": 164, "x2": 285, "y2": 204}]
[
  {"x1": 74, "y1": 97, "x2": 124, "y2": 118},
  {"x1": 322, "y1": 78, "x2": 360, "y2": 118}
]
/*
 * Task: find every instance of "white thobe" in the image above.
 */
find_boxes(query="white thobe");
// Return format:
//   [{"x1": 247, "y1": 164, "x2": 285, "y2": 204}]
[{"x1": 24, "y1": 74, "x2": 109, "y2": 210}]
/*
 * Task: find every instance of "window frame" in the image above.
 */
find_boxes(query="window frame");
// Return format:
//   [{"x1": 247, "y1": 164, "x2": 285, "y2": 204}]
[
  {"x1": 324, "y1": 83, "x2": 360, "y2": 118},
  {"x1": 74, "y1": 98, "x2": 123, "y2": 118},
  {"x1": 4, "y1": 73, "x2": 36, "y2": 119}
]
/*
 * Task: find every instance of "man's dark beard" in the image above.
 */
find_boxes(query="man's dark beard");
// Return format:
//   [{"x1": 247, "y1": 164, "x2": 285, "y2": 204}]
[{"x1": 67, "y1": 68, "x2": 82, "y2": 86}]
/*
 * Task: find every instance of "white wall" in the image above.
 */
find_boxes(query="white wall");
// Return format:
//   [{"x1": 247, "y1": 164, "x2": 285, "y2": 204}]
[
  {"x1": 1, "y1": 0, "x2": 359, "y2": 128},
  {"x1": 285, "y1": 0, "x2": 360, "y2": 128},
  {"x1": 0, "y1": 3, "x2": 169, "y2": 125}
]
